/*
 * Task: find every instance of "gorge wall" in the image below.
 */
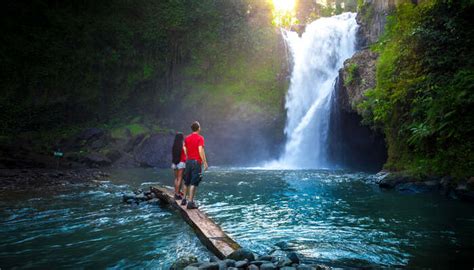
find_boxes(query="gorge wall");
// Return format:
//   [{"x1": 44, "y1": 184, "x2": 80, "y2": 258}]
[{"x1": 327, "y1": 0, "x2": 402, "y2": 171}]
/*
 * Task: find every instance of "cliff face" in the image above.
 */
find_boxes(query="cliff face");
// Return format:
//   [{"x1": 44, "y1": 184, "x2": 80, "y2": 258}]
[
  {"x1": 336, "y1": 49, "x2": 378, "y2": 112},
  {"x1": 338, "y1": 0, "x2": 401, "y2": 113},
  {"x1": 327, "y1": 0, "x2": 402, "y2": 171},
  {"x1": 356, "y1": 0, "x2": 402, "y2": 48}
]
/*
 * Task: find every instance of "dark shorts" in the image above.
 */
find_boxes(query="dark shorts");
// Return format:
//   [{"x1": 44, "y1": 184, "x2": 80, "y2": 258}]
[{"x1": 184, "y1": 160, "x2": 202, "y2": 186}]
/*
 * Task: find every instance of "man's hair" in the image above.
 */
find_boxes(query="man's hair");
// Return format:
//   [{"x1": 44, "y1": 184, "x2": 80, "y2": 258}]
[{"x1": 191, "y1": 121, "x2": 200, "y2": 132}]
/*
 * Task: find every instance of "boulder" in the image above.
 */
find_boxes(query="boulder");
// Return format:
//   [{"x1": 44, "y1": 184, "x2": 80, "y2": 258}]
[
  {"x1": 248, "y1": 264, "x2": 259, "y2": 270},
  {"x1": 112, "y1": 152, "x2": 139, "y2": 168},
  {"x1": 396, "y1": 180, "x2": 440, "y2": 194},
  {"x1": 76, "y1": 128, "x2": 105, "y2": 142},
  {"x1": 170, "y1": 256, "x2": 198, "y2": 270},
  {"x1": 377, "y1": 172, "x2": 414, "y2": 189},
  {"x1": 104, "y1": 149, "x2": 122, "y2": 162},
  {"x1": 124, "y1": 134, "x2": 146, "y2": 153},
  {"x1": 198, "y1": 262, "x2": 219, "y2": 270},
  {"x1": 133, "y1": 133, "x2": 174, "y2": 168},
  {"x1": 260, "y1": 263, "x2": 277, "y2": 270},
  {"x1": 287, "y1": 252, "x2": 300, "y2": 264},
  {"x1": 234, "y1": 260, "x2": 248, "y2": 268},
  {"x1": 209, "y1": 256, "x2": 220, "y2": 262},
  {"x1": 84, "y1": 152, "x2": 111, "y2": 167},
  {"x1": 122, "y1": 192, "x2": 136, "y2": 203},
  {"x1": 455, "y1": 182, "x2": 474, "y2": 202},
  {"x1": 296, "y1": 265, "x2": 312, "y2": 270},
  {"x1": 217, "y1": 261, "x2": 227, "y2": 270},
  {"x1": 250, "y1": 260, "x2": 265, "y2": 266},
  {"x1": 135, "y1": 193, "x2": 147, "y2": 201},
  {"x1": 226, "y1": 248, "x2": 255, "y2": 261},
  {"x1": 277, "y1": 259, "x2": 294, "y2": 268},
  {"x1": 311, "y1": 264, "x2": 331, "y2": 270},
  {"x1": 90, "y1": 137, "x2": 108, "y2": 149},
  {"x1": 258, "y1": 255, "x2": 275, "y2": 262},
  {"x1": 222, "y1": 259, "x2": 236, "y2": 267}
]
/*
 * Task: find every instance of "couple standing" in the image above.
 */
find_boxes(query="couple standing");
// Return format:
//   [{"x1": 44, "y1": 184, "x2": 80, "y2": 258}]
[{"x1": 171, "y1": 121, "x2": 208, "y2": 209}]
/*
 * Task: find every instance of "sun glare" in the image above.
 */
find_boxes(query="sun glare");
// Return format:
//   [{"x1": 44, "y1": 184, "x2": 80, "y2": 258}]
[
  {"x1": 271, "y1": 0, "x2": 297, "y2": 27},
  {"x1": 272, "y1": 0, "x2": 296, "y2": 13}
]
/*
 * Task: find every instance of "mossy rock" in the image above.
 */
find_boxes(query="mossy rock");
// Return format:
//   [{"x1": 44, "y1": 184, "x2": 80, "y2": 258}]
[
  {"x1": 170, "y1": 256, "x2": 198, "y2": 270},
  {"x1": 111, "y1": 123, "x2": 148, "y2": 139}
]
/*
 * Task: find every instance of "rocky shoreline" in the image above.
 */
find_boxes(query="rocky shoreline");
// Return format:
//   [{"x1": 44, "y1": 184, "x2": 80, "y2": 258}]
[
  {"x1": 171, "y1": 249, "x2": 331, "y2": 270},
  {"x1": 0, "y1": 168, "x2": 109, "y2": 191},
  {"x1": 375, "y1": 171, "x2": 474, "y2": 202}
]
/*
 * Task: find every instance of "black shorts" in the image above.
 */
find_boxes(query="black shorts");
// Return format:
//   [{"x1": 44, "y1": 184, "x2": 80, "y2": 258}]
[{"x1": 184, "y1": 160, "x2": 202, "y2": 186}]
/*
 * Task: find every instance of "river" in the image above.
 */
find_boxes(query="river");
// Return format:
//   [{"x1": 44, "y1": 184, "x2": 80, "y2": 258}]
[{"x1": 1, "y1": 168, "x2": 473, "y2": 269}]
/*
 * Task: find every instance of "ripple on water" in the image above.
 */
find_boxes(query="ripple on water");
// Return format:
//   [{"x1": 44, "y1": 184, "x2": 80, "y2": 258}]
[{"x1": 1, "y1": 168, "x2": 474, "y2": 269}]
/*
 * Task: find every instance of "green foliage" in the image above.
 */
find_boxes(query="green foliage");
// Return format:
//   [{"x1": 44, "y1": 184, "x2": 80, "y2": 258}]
[
  {"x1": 111, "y1": 124, "x2": 147, "y2": 139},
  {"x1": 359, "y1": 0, "x2": 474, "y2": 178},
  {"x1": 357, "y1": 0, "x2": 364, "y2": 11},
  {"x1": 0, "y1": 0, "x2": 287, "y2": 142},
  {"x1": 344, "y1": 63, "x2": 358, "y2": 86},
  {"x1": 296, "y1": 0, "x2": 357, "y2": 22}
]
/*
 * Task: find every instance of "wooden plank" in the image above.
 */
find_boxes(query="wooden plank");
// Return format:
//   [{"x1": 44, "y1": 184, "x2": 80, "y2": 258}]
[{"x1": 151, "y1": 186, "x2": 240, "y2": 259}]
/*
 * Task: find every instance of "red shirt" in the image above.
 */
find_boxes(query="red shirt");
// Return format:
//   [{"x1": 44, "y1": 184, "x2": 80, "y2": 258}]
[
  {"x1": 180, "y1": 148, "x2": 186, "y2": 163},
  {"x1": 184, "y1": 133, "x2": 205, "y2": 163}
]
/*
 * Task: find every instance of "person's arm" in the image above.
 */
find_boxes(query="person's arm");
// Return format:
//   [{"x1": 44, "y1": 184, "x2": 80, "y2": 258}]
[
  {"x1": 183, "y1": 144, "x2": 187, "y2": 157},
  {"x1": 198, "y1": 145, "x2": 208, "y2": 171}
]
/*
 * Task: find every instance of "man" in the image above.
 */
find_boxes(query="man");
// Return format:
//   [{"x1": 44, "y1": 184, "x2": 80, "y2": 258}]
[{"x1": 181, "y1": 121, "x2": 208, "y2": 209}]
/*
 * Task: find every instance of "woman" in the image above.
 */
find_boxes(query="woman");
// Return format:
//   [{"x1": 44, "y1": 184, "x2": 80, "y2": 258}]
[{"x1": 171, "y1": 132, "x2": 186, "y2": 200}]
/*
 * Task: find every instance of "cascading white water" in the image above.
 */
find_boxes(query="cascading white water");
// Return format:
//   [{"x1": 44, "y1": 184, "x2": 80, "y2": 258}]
[{"x1": 268, "y1": 13, "x2": 358, "y2": 169}]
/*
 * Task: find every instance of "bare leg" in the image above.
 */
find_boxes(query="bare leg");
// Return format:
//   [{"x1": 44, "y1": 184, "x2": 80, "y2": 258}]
[
  {"x1": 173, "y1": 169, "x2": 179, "y2": 195},
  {"x1": 189, "y1": 185, "x2": 197, "y2": 202},
  {"x1": 176, "y1": 169, "x2": 184, "y2": 194}
]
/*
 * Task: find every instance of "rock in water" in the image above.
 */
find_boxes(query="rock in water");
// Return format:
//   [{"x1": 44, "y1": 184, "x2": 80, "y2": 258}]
[
  {"x1": 226, "y1": 248, "x2": 255, "y2": 261},
  {"x1": 250, "y1": 260, "x2": 265, "y2": 266},
  {"x1": 258, "y1": 255, "x2": 275, "y2": 262},
  {"x1": 234, "y1": 260, "x2": 248, "y2": 268},
  {"x1": 287, "y1": 252, "x2": 300, "y2": 264},
  {"x1": 248, "y1": 264, "x2": 259, "y2": 270},
  {"x1": 217, "y1": 261, "x2": 227, "y2": 270},
  {"x1": 296, "y1": 265, "x2": 312, "y2": 270},
  {"x1": 122, "y1": 192, "x2": 136, "y2": 203},
  {"x1": 170, "y1": 256, "x2": 198, "y2": 270},
  {"x1": 260, "y1": 263, "x2": 277, "y2": 270},
  {"x1": 197, "y1": 262, "x2": 219, "y2": 270},
  {"x1": 222, "y1": 259, "x2": 236, "y2": 267}
]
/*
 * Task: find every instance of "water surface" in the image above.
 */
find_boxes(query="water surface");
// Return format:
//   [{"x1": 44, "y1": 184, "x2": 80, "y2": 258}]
[{"x1": 1, "y1": 168, "x2": 474, "y2": 269}]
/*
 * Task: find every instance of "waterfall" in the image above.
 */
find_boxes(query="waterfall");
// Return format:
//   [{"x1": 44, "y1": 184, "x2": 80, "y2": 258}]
[{"x1": 268, "y1": 13, "x2": 358, "y2": 169}]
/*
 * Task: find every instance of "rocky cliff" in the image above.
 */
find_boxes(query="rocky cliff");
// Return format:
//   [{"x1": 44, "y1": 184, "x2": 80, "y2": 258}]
[
  {"x1": 356, "y1": 0, "x2": 402, "y2": 48},
  {"x1": 338, "y1": 0, "x2": 401, "y2": 112},
  {"x1": 339, "y1": 0, "x2": 397, "y2": 111},
  {"x1": 326, "y1": 0, "x2": 404, "y2": 171}
]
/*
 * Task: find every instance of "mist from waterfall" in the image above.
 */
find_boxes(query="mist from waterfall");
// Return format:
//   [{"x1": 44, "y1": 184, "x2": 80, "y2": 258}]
[{"x1": 266, "y1": 13, "x2": 358, "y2": 169}]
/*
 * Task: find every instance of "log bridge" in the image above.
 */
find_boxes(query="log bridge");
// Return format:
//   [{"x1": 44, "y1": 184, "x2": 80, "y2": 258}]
[{"x1": 151, "y1": 186, "x2": 240, "y2": 259}]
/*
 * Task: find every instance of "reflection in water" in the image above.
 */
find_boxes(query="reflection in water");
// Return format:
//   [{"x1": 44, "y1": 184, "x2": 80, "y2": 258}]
[{"x1": 1, "y1": 168, "x2": 474, "y2": 268}]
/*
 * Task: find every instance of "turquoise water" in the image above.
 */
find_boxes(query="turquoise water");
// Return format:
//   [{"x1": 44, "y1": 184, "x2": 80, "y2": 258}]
[{"x1": 1, "y1": 168, "x2": 474, "y2": 269}]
